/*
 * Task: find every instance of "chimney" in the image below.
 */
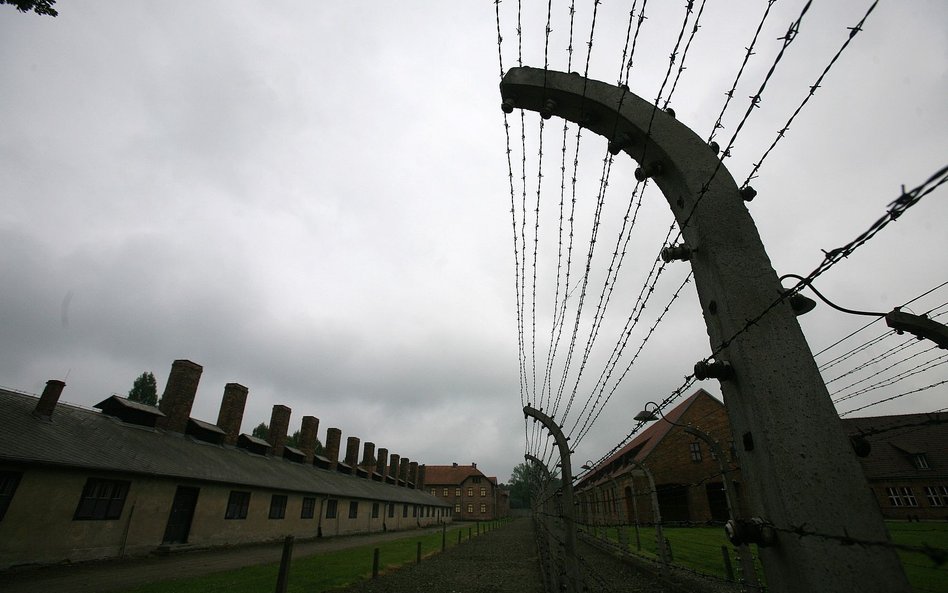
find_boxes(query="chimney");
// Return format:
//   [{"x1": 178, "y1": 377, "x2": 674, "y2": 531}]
[
  {"x1": 216, "y1": 383, "x2": 248, "y2": 445},
  {"x1": 409, "y1": 461, "x2": 419, "y2": 488},
  {"x1": 299, "y1": 416, "x2": 319, "y2": 464},
  {"x1": 33, "y1": 379, "x2": 66, "y2": 419},
  {"x1": 361, "y1": 441, "x2": 376, "y2": 473},
  {"x1": 399, "y1": 457, "x2": 410, "y2": 486},
  {"x1": 376, "y1": 448, "x2": 389, "y2": 480},
  {"x1": 452, "y1": 462, "x2": 458, "y2": 468},
  {"x1": 344, "y1": 436, "x2": 360, "y2": 471},
  {"x1": 389, "y1": 454, "x2": 400, "y2": 482},
  {"x1": 326, "y1": 427, "x2": 342, "y2": 471},
  {"x1": 269, "y1": 405, "x2": 291, "y2": 457},
  {"x1": 157, "y1": 359, "x2": 203, "y2": 433},
  {"x1": 472, "y1": 462, "x2": 477, "y2": 469},
  {"x1": 417, "y1": 464, "x2": 427, "y2": 490}
]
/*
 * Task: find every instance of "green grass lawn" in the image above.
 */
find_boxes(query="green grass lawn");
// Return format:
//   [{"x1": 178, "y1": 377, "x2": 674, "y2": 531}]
[
  {"x1": 120, "y1": 520, "x2": 507, "y2": 593},
  {"x1": 886, "y1": 521, "x2": 948, "y2": 593},
  {"x1": 582, "y1": 521, "x2": 947, "y2": 592}
]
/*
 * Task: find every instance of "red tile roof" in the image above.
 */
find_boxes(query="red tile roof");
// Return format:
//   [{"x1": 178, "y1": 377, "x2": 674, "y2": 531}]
[{"x1": 424, "y1": 464, "x2": 487, "y2": 486}]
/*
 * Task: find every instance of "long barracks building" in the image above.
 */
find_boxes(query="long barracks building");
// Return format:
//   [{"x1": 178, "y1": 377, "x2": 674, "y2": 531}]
[{"x1": 0, "y1": 360, "x2": 450, "y2": 569}]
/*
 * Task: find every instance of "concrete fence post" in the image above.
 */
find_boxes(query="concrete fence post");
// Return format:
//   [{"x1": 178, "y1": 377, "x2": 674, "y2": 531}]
[
  {"x1": 275, "y1": 535, "x2": 294, "y2": 593},
  {"x1": 501, "y1": 66, "x2": 910, "y2": 593}
]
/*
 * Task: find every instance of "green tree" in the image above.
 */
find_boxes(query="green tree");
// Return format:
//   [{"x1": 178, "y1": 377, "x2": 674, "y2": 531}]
[
  {"x1": 1, "y1": 0, "x2": 58, "y2": 16},
  {"x1": 128, "y1": 372, "x2": 158, "y2": 406},
  {"x1": 252, "y1": 422, "x2": 269, "y2": 440},
  {"x1": 508, "y1": 461, "x2": 559, "y2": 509}
]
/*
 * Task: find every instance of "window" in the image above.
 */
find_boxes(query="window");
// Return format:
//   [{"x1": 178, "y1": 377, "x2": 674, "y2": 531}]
[
  {"x1": 467, "y1": 487, "x2": 473, "y2": 497},
  {"x1": 431, "y1": 488, "x2": 437, "y2": 496},
  {"x1": 466, "y1": 503, "x2": 473, "y2": 513},
  {"x1": 402, "y1": 504, "x2": 408, "y2": 517},
  {"x1": 455, "y1": 503, "x2": 461, "y2": 513},
  {"x1": 301, "y1": 497, "x2": 316, "y2": 519},
  {"x1": 480, "y1": 487, "x2": 487, "y2": 497},
  {"x1": 269, "y1": 495, "x2": 287, "y2": 519},
  {"x1": 0, "y1": 471, "x2": 22, "y2": 521},
  {"x1": 480, "y1": 503, "x2": 487, "y2": 513},
  {"x1": 388, "y1": 503, "x2": 395, "y2": 518},
  {"x1": 372, "y1": 502, "x2": 380, "y2": 518},
  {"x1": 455, "y1": 487, "x2": 461, "y2": 496},
  {"x1": 326, "y1": 499, "x2": 338, "y2": 519},
  {"x1": 412, "y1": 505, "x2": 418, "y2": 517},
  {"x1": 225, "y1": 491, "x2": 250, "y2": 519},
  {"x1": 74, "y1": 479, "x2": 130, "y2": 520},
  {"x1": 443, "y1": 487, "x2": 449, "y2": 496},
  {"x1": 348, "y1": 501, "x2": 359, "y2": 519},
  {"x1": 925, "y1": 486, "x2": 948, "y2": 507},
  {"x1": 913, "y1": 454, "x2": 930, "y2": 470},
  {"x1": 886, "y1": 487, "x2": 919, "y2": 507},
  {"x1": 689, "y1": 442, "x2": 702, "y2": 462},
  {"x1": 473, "y1": 476, "x2": 481, "y2": 483}
]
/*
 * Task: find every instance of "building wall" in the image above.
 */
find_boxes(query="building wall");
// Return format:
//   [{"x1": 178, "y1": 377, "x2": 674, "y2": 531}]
[
  {"x1": 576, "y1": 394, "x2": 745, "y2": 526},
  {"x1": 0, "y1": 464, "x2": 449, "y2": 570},
  {"x1": 867, "y1": 479, "x2": 948, "y2": 521},
  {"x1": 427, "y1": 475, "x2": 499, "y2": 520}
]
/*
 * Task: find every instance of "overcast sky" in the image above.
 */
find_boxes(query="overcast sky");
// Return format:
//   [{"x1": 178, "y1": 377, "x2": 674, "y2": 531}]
[{"x1": 2, "y1": 1, "x2": 946, "y2": 483}]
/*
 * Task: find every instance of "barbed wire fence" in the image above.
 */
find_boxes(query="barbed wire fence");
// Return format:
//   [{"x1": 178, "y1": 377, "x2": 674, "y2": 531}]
[{"x1": 495, "y1": 1, "x2": 947, "y2": 591}]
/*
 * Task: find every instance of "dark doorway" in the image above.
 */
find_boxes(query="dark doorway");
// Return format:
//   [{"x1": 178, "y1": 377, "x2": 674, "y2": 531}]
[
  {"x1": 705, "y1": 482, "x2": 729, "y2": 522},
  {"x1": 656, "y1": 484, "x2": 690, "y2": 522},
  {"x1": 163, "y1": 486, "x2": 199, "y2": 544},
  {"x1": 624, "y1": 486, "x2": 636, "y2": 523}
]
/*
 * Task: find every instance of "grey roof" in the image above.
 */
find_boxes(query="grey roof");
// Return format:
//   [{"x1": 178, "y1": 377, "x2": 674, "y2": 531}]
[
  {"x1": 283, "y1": 445, "x2": 305, "y2": 457},
  {"x1": 239, "y1": 433, "x2": 271, "y2": 448},
  {"x1": 94, "y1": 395, "x2": 166, "y2": 416},
  {"x1": 841, "y1": 412, "x2": 948, "y2": 481},
  {"x1": 189, "y1": 418, "x2": 226, "y2": 434},
  {"x1": 0, "y1": 389, "x2": 446, "y2": 506}
]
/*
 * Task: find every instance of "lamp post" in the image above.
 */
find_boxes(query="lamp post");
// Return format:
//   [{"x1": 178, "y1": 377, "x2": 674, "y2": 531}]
[{"x1": 636, "y1": 402, "x2": 760, "y2": 590}]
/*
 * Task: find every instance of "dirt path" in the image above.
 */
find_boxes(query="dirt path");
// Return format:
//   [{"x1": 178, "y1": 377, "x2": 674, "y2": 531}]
[
  {"x1": 334, "y1": 517, "x2": 545, "y2": 593},
  {"x1": 0, "y1": 524, "x2": 451, "y2": 593}
]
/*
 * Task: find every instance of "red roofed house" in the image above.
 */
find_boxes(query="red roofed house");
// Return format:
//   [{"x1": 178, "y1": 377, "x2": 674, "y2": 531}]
[
  {"x1": 425, "y1": 463, "x2": 509, "y2": 521},
  {"x1": 575, "y1": 389, "x2": 745, "y2": 527}
]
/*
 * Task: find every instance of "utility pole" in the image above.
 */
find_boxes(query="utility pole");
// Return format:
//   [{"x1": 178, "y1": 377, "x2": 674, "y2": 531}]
[{"x1": 501, "y1": 67, "x2": 910, "y2": 592}]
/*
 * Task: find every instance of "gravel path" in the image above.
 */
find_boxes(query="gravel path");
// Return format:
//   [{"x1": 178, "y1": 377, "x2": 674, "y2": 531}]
[{"x1": 334, "y1": 518, "x2": 545, "y2": 593}]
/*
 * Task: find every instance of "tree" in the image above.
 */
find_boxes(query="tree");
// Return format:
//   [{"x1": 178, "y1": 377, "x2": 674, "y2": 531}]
[
  {"x1": 128, "y1": 372, "x2": 158, "y2": 406},
  {"x1": 508, "y1": 461, "x2": 559, "y2": 509},
  {"x1": 252, "y1": 422, "x2": 269, "y2": 440},
  {"x1": 1, "y1": 0, "x2": 58, "y2": 16}
]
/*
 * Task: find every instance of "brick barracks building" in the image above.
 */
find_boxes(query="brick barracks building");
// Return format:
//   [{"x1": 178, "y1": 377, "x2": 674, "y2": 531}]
[
  {"x1": 0, "y1": 360, "x2": 449, "y2": 569},
  {"x1": 575, "y1": 389, "x2": 745, "y2": 527},
  {"x1": 424, "y1": 463, "x2": 510, "y2": 521}
]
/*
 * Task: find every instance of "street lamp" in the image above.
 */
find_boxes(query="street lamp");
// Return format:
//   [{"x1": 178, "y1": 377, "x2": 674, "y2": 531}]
[{"x1": 635, "y1": 401, "x2": 760, "y2": 590}]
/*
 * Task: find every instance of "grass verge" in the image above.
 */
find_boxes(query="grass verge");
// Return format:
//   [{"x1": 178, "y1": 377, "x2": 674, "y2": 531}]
[
  {"x1": 582, "y1": 521, "x2": 947, "y2": 592},
  {"x1": 120, "y1": 520, "x2": 509, "y2": 593}
]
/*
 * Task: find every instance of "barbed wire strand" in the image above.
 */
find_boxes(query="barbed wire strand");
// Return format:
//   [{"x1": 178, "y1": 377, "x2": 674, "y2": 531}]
[
  {"x1": 707, "y1": 0, "x2": 777, "y2": 143},
  {"x1": 741, "y1": 0, "x2": 879, "y2": 188}
]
